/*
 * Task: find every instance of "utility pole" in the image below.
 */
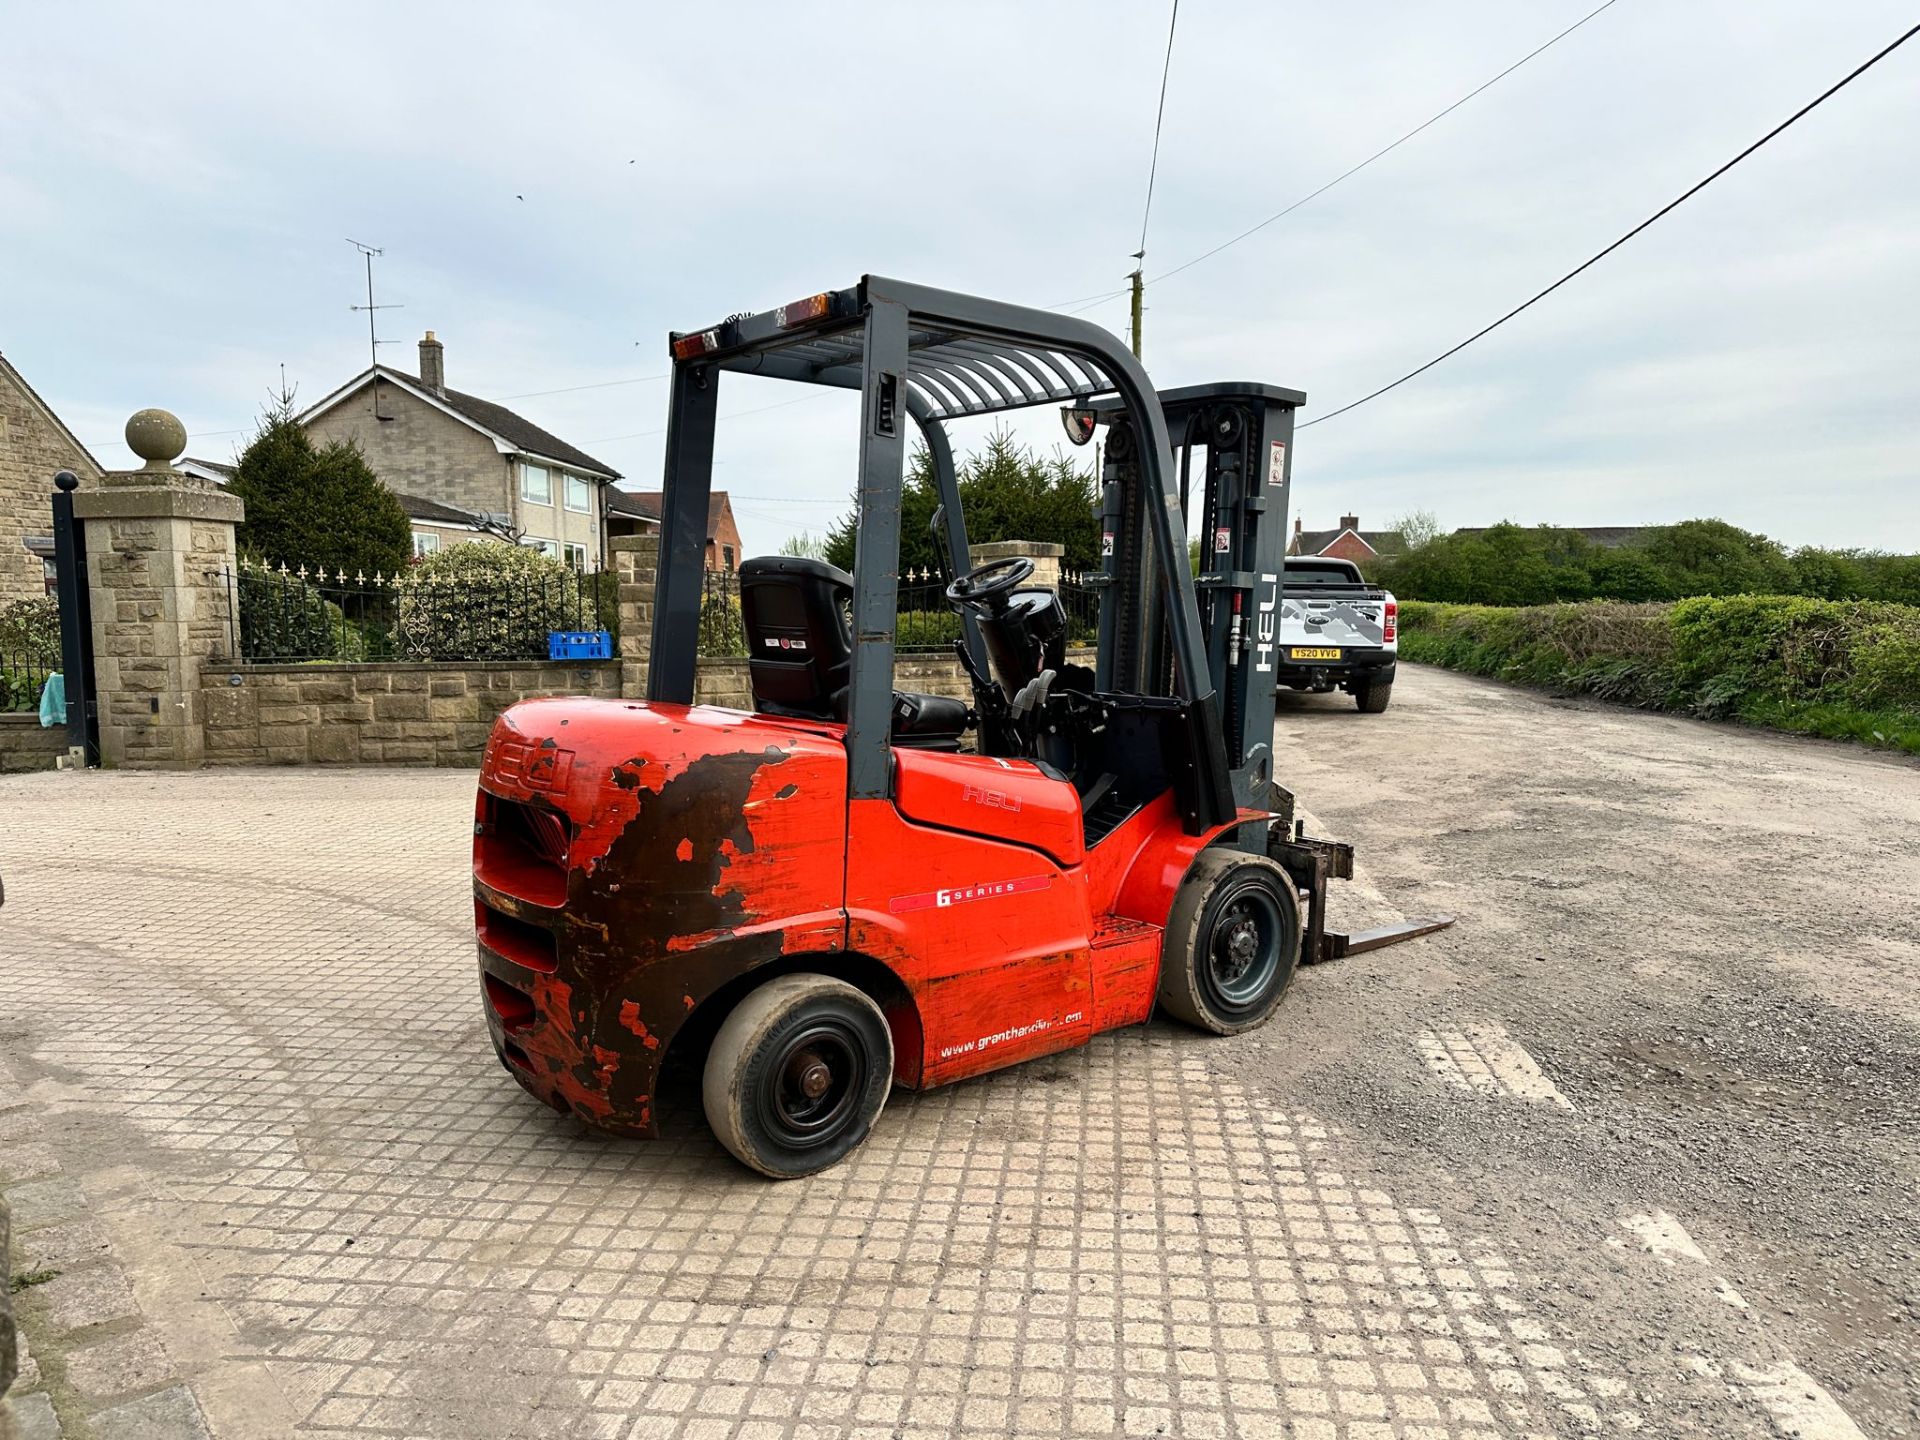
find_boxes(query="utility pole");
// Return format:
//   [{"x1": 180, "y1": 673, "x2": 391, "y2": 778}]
[
  {"x1": 1128, "y1": 255, "x2": 1145, "y2": 361},
  {"x1": 345, "y1": 238, "x2": 402, "y2": 371}
]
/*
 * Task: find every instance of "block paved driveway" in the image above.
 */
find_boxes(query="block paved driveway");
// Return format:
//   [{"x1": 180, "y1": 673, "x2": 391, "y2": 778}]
[{"x1": 3, "y1": 669, "x2": 1914, "y2": 1438}]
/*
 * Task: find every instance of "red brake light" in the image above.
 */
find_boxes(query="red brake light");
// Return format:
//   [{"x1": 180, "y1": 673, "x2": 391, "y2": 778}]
[{"x1": 1383, "y1": 600, "x2": 1398, "y2": 643}]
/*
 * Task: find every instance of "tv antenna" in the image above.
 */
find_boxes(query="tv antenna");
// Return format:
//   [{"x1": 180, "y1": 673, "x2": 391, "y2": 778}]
[{"x1": 346, "y1": 238, "x2": 403, "y2": 371}]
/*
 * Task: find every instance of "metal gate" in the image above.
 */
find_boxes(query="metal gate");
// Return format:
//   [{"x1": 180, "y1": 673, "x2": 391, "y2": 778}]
[{"x1": 50, "y1": 470, "x2": 98, "y2": 765}]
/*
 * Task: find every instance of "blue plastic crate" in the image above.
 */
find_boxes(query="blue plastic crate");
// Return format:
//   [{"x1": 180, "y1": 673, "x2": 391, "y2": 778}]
[{"x1": 548, "y1": 630, "x2": 612, "y2": 661}]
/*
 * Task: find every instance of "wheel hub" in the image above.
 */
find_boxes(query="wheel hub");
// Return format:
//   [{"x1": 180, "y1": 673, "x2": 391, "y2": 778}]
[
  {"x1": 1217, "y1": 914, "x2": 1259, "y2": 982},
  {"x1": 788, "y1": 1050, "x2": 833, "y2": 1100}
]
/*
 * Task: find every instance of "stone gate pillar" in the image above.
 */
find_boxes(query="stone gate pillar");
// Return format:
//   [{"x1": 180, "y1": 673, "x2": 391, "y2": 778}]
[
  {"x1": 966, "y1": 538, "x2": 1064, "y2": 592},
  {"x1": 610, "y1": 533, "x2": 658, "y2": 700},
  {"x1": 70, "y1": 409, "x2": 242, "y2": 767}
]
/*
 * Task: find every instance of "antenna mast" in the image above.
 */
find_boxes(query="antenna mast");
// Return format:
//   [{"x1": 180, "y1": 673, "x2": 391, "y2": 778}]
[{"x1": 345, "y1": 238, "x2": 402, "y2": 371}]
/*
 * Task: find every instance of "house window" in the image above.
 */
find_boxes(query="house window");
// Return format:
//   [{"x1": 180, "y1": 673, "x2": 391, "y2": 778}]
[
  {"x1": 564, "y1": 475, "x2": 591, "y2": 513},
  {"x1": 723, "y1": 544, "x2": 735, "y2": 571},
  {"x1": 524, "y1": 537, "x2": 559, "y2": 559},
  {"x1": 521, "y1": 464, "x2": 551, "y2": 505},
  {"x1": 411, "y1": 531, "x2": 442, "y2": 558},
  {"x1": 564, "y1": 542, "x2": 589, "y2": 572}
]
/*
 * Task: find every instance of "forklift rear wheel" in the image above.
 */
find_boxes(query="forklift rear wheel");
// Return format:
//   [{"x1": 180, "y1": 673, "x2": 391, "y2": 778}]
[
  {"x1": 703, "y1": 974, "x2": 894, "y2": 1179},
  {"x1": 1356, "y1": 678, "x2": 1393, "y2": 713},
  {"x1": 1158, "y1": 851, "x2": 1302, "y2": 1035}
]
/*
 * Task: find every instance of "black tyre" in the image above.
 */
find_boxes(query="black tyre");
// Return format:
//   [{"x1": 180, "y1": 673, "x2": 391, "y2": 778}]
[
  {"x1": 702, "y1": 974, "x2": 894, "y2": 1179},
  {"x1": 1356, "y1": 678, "x2": 1393, "y2": 713},
  {"x1": 1157, "y1": 850, "x2": 1302, "y2": 1035}
]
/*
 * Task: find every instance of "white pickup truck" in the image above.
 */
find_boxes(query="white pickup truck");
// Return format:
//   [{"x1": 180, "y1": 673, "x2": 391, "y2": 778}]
[{"x1": 1275, "y1": 557, "x2": 1399, "y2": 712}]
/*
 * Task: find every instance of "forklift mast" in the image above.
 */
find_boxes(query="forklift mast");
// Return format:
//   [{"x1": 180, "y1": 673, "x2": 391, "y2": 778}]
[{"x1": 1090, "y1": 384, "x2": 1305, "y2": 816}]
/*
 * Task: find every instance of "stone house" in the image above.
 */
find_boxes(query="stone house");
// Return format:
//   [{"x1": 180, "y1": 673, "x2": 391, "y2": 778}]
[
  {"x1": 1, "y1": 351, "x2": 102, "y2": 600},
  {"x1": 605, "y1": 488, "x2": 746, "y2": 572},
  {"x1": 298, "y1": 333, "x2": 621, "y2": 570},
  {"x1": 1289, "y1": 513, "x2": 1403, "y2": 568}
]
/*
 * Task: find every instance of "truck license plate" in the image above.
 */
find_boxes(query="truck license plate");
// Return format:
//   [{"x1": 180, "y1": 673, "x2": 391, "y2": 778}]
[{"x1": 1289, "y1": 647, "x2": 1342, "y2": 661}]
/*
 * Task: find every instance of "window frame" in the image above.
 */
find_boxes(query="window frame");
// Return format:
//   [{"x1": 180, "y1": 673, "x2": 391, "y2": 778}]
[
  {"x1": 563, "y1": 541, "x2": 589, "y2": 572},
  {"x1": 563, "y1": 474, "x2": 592, "y2": 513},
  {"x1": 411, "y1": 531, "x2": 442, "y2": 558},
  {"x1": 524, "y1": 537, "x2": 559, "y2": 559},
  {"x1": 521, "y1": 463, "x2": 552, "y2": 506}
]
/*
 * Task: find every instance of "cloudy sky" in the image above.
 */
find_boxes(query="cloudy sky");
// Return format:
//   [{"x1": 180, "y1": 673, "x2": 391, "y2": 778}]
[{"x1": 4, "y1": 1, "x2": 1916, "y2": 555}]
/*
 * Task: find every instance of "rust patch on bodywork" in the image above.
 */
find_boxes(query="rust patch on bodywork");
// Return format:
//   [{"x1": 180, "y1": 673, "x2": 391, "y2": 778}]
[{"x1": 476, "y1": 702, "x2": 845, "y2": 1138}]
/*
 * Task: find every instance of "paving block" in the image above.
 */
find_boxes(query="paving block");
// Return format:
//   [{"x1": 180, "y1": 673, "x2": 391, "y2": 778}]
[
  {"x1": 88, "y1": 1385, "x2": 211, "y2": 1440},
  {"x1": 0, "y1": 1145, "x2": 60, "y2": 1186},
  {"x1": 0, "y1": 1180, "x2": 85, "y2": 1232},
  {"x1": 11, "y1": 1220, "x2": 112, "y2": 1276},
  {"x1": 62, "y1": 1329, "x2": 176, "y2": 1402},
  {"x1": 0, "y1": 1390, "x2": 61, "y2": 1440},
  {"x1": 37, "y1": 1267, "x2": 139, "y2": 1335}
]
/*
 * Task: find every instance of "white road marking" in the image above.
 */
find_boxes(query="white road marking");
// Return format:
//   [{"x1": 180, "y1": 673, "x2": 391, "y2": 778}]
[
  {"x1": 1730, "y1": 1361, "x2": 1868, "y2": 1440},
  {"x1": 1415, "y1": 1021, "x2": 1574, "y2": 1110},
  {"x1": 1620, "y1": 1216, "x2": 1863, "y2": 1437},
  {"x1": 1621, "y1": 1208, "x2": 1710, "y2": 1266}
]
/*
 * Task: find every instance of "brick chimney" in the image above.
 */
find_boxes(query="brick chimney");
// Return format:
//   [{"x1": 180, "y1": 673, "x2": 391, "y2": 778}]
[
  {"x1": 1293, "y1": 517, "x2": 1303, "y2": 538},
  {"x1": 418, "y1": 331, "x2": 445, "y2": 392},
  {"x1": 1340, "y1": 513, "x2": 1359, "y2": 533}
]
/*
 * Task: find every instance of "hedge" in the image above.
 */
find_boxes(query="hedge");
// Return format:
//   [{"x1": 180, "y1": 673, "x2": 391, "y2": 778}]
[{"x1": 1398, "y1": 596, "x2": 1920, "y2": 755}]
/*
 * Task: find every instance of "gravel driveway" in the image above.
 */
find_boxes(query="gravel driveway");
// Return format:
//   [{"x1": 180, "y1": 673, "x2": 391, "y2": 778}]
[{"x1": 0, "y1": 663, "x2": 1912, "y2": 1439}]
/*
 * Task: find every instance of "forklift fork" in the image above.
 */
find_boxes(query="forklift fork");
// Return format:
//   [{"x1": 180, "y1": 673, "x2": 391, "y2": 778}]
[{"x1": 1269, "y1": 823, "x2": 1453, "y2": 965}]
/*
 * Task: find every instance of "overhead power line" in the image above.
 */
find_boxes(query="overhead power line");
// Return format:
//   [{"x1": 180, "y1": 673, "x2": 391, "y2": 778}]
[
  {"x1": 1299, "y1": 18, "x2": 1920, "y2": 430},
  {"x1": 1137, "y1": 0, "x2": 1181, "y2": 258},
  {"x1": 1050, "y1": 0, "x2": 1623, "y2": 317},
  {"x1": 492, "y1": 372, "x2": 669, "y2": 401}
]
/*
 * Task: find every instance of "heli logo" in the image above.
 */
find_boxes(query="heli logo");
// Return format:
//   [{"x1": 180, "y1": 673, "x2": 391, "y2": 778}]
[
  {"x1": 961, "y1": 784, "x2": 1022, "y2": 813},
  {"x1": 889, "y1": 874, "x2": 1051, "y2": 914},
  {"x1": 1253, "y1": 571, "x2": 1279, "y2": 673}
]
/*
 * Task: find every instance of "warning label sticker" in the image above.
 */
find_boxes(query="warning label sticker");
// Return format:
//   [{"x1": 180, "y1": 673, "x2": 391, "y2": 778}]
[{"x1": 1268, "y1": 440, "x2": 1287, "y2": 488}]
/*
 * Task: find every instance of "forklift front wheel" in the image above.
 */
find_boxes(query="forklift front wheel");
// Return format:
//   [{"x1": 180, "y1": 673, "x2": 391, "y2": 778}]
[
  {"x1": 1158, "y1": 851, "x2": 1302, "y2": 1035},
  {"x1": 703, "y1": 974, "x2": 895, "y2": 1179}
]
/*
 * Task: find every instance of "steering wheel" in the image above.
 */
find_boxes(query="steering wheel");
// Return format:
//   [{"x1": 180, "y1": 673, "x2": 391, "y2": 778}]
[{"x1": 944, "y1": 555, "x2": 1034, "y2": 611}]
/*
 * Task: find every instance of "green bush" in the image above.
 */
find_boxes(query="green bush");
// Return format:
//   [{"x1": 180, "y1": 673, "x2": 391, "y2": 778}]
[
  {"x1": 231, "y1": 394, "x2": 412, "y2": 578},
  {"x1": 236, "y1": 571, "x2": 372, "y2": 662},
  {"x1": 1399, "y1": 595, "x2": 1920, "y2": 754},
  {"x1": 1, "y1": 598, "x2": 60, "y2": 711},
  {"x1": 699, "y1": 594, "x2": 747, "y2": 658},
  {"x1": 1376, "y1": 518, "x2": 1920, "y2": 608},
  {"x1": 395, "y1": 543, "x2": 596, "y2": 661}
]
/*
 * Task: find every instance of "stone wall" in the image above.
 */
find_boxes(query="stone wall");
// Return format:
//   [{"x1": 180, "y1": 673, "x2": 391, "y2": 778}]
[
  {"x1": 0, "y1": 357, "x2": 102, "y2": 603},
  {"x1": 201, "y1": 661, "x2": 621, "y2": 766},
  {"x1": 692, "y1": 651, "x2": 1085, "y2": 712},
  {"x1": 0, "y1": 714, "x2": 64, "y2": 774}
]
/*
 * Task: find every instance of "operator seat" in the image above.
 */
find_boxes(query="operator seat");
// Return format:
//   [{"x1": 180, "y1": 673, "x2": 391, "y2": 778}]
[{"x1": 736, "y1": 556, "x2": 970, "y2": 749}]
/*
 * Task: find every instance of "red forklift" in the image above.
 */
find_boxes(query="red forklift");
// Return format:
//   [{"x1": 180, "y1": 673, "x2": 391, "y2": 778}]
[{"x1": 472, "y1": 277, "x2": 1448, "y2": 1176}]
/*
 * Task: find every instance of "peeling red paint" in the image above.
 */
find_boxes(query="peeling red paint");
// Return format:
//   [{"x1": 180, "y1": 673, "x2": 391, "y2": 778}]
[{"x1": 618, "y1": 1000, "x2": 661, "y2": 1050}]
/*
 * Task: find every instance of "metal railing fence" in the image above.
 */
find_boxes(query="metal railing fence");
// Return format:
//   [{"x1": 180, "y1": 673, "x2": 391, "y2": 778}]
[{"x1": 229, "y1": 559, "x2": 615, "y2": 664}]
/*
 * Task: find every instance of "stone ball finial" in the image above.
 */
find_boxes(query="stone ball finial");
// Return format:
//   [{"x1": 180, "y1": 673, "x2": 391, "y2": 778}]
[{"x1": 125, "y1": 408, "x2": 187, "y2": 472}]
